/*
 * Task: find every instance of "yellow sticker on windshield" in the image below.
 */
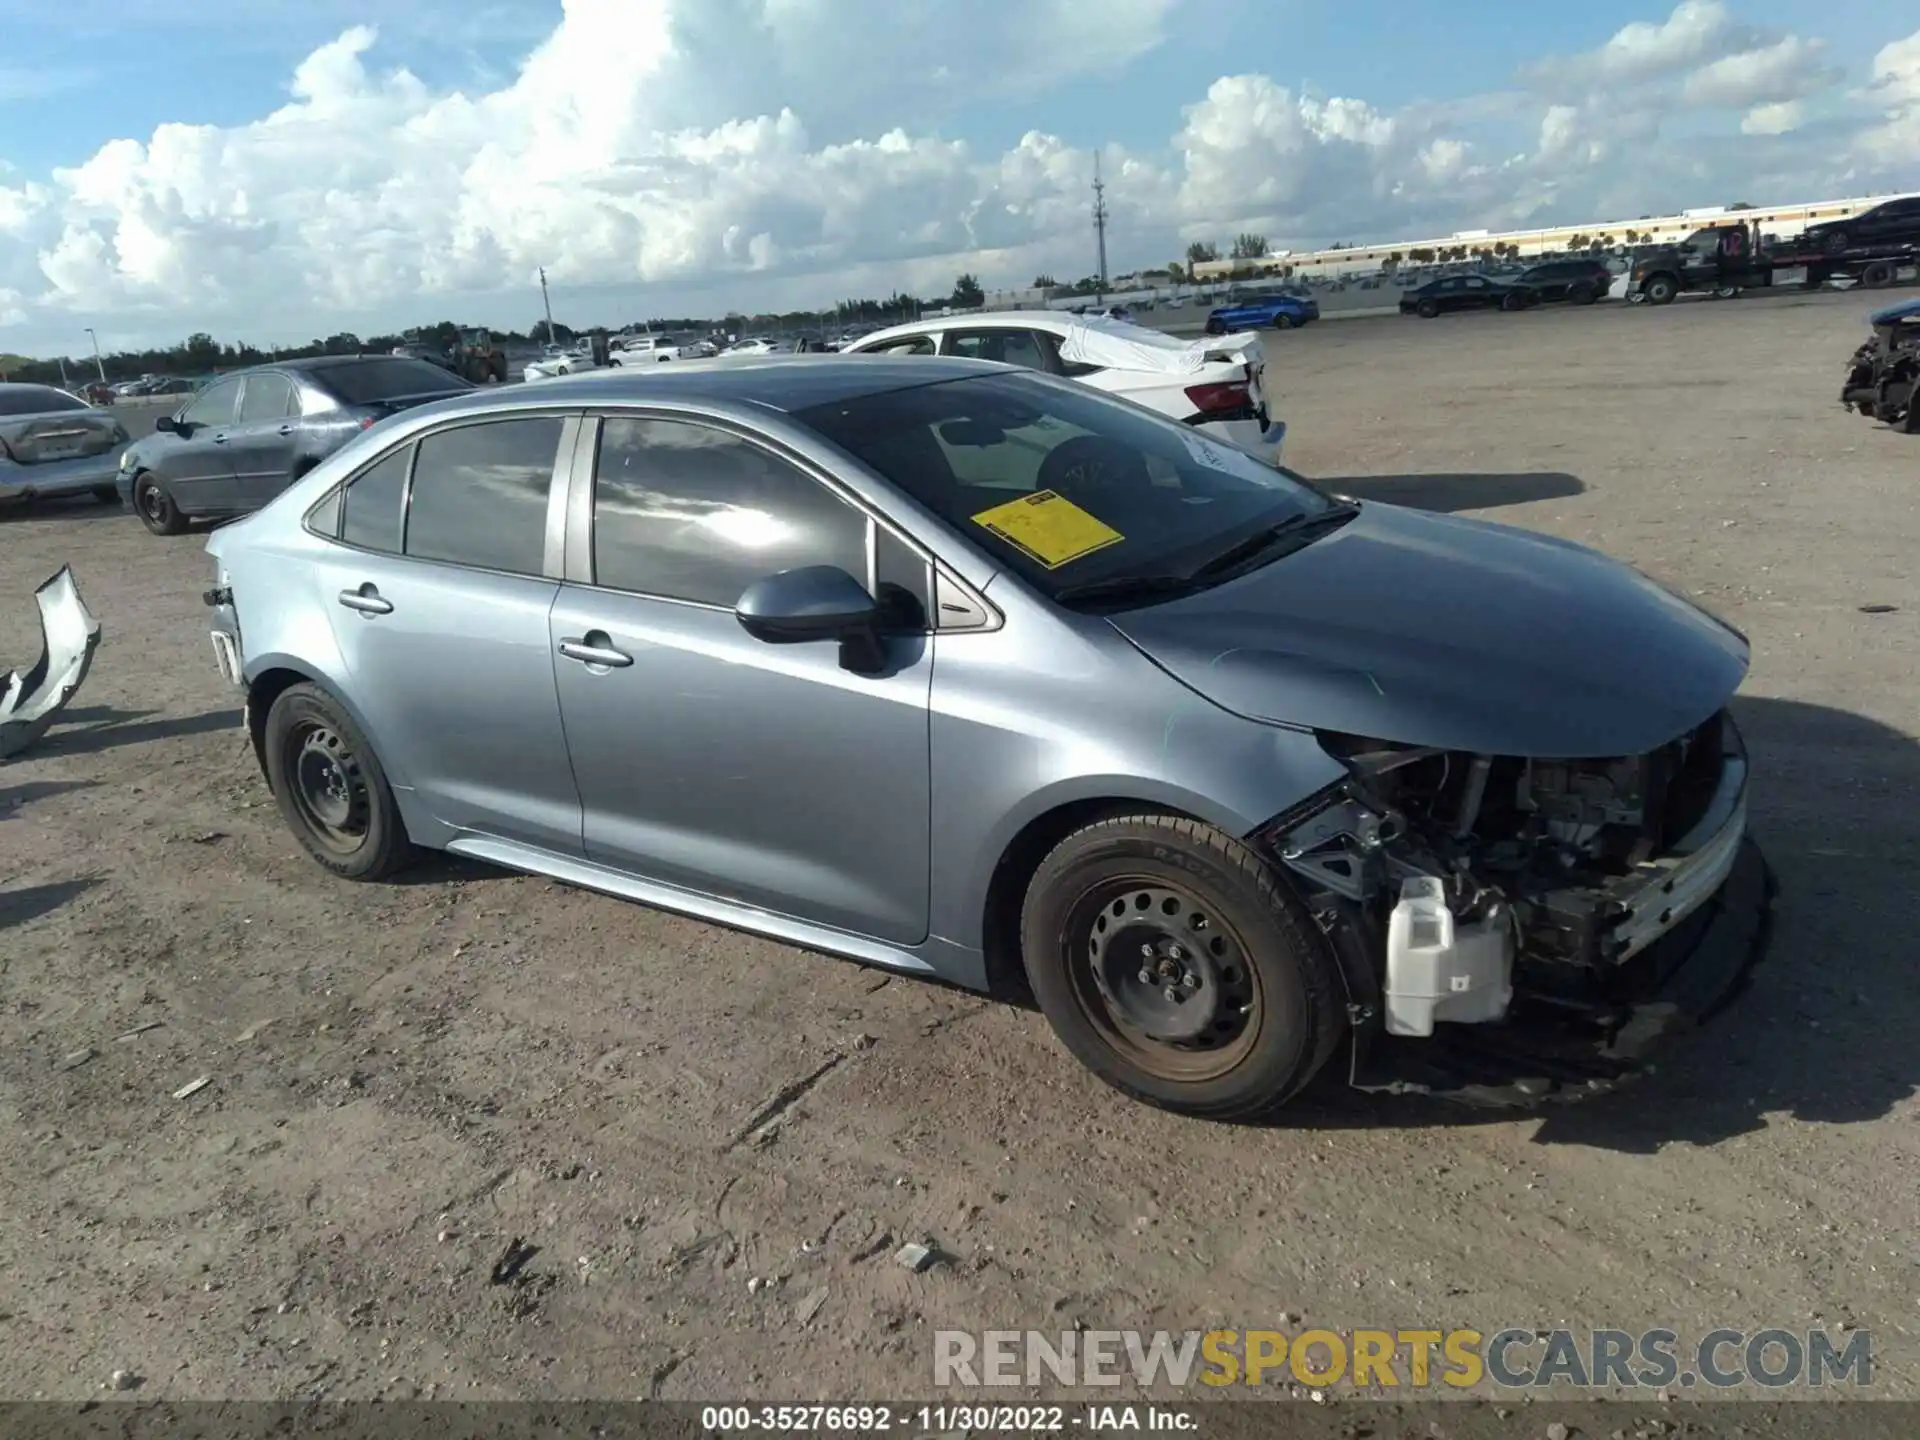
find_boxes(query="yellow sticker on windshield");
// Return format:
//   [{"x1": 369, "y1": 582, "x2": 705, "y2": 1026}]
[{"x1": 970, "y1": 490, "x2": 1124, "y2": 570}]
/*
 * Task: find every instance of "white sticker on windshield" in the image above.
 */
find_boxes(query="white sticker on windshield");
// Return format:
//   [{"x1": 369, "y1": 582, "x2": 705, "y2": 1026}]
[{"x1": 1181, "y1": 432, "x2": 1236, "y2": 471}]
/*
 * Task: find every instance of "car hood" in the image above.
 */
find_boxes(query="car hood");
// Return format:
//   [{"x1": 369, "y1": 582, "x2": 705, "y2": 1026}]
[{"x1": 1105, "y1": 501, "x2": 1749, "y2": 759}]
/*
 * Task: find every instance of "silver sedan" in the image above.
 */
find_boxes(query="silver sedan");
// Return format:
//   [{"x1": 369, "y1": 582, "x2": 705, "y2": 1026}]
[{"x1": 199, "y1": 356, "x2": 1771, "y2": 1118}]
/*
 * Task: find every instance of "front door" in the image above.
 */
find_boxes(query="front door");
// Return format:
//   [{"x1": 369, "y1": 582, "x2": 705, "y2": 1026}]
[
  {"x1": 314, "y1": 418, "x2": 585, "y2": 852},
  {"x1": 226, "y1": 371, "x2": 302, "y2": 510},
  {"x1": 549, "y1": 413, "x2": 933, "y2": 944},
  {"x1": 161, "y1": 376, "x2": 244, "y2": 515}
]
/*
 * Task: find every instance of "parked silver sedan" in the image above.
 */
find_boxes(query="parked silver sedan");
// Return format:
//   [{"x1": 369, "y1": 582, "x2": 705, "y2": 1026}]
[
  {"x1": 0, "y1": 383, "x2": 132, "y2": 508},
  {"x1": 201, "y1": 357, "x2": 1770, "y2": 1117}
]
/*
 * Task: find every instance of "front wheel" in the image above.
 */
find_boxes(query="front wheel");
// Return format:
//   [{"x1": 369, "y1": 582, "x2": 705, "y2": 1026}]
[
  {"x1": 132, "y1": 473, "x2": 187, "y2": 535},
  {"x1": 263, "y1": 682, "x2": 417, "y2": 881},
  {"x1": 1020, "y1": 815, "x2": 1343, "y2": 1121},
  {"x1": 1203, "y1": 318, "x2": 1226, "y2": 335},
  {"x1": 1416, "y1": 299, "x2": 1439, "y2": 318},
  {"x1": 1643, "y1": 275, "x2": 1679, "y2": 305}
]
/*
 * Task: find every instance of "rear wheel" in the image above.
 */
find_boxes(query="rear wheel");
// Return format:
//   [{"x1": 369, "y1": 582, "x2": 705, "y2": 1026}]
[
  {"x1": 1272, "y1": 314, "x2": 1295, "y2": 330},
  {"x1": 263, "y1": 682, "x2": 416, "y2": 881},
  {"x1": 1203, "y1": 318, "x2": 1226, "y2": 335},
  {"x1": 1020, "y1": 814, "x2": 1342, "y2": 1121},
  {"x1": 1860, "y1": 261, "x2": 1895, "y2": 290},
  {"x1": 1570, "y1": 283, "x2": 1597, "y2": 305},
  {"x1": 132, "y1": 473, "x2": 186, "y2": 535}
]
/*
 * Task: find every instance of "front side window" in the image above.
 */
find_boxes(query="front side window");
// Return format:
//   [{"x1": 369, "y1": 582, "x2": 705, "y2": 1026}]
[
  {"x1": 339, "y1": 445, "x2": 411, "y2": 553},
  {"x1": 182, "y1": 379, "x2": 242, "y2": 428},
  {"x1": 238, "y1": 374, "x2": 294, "y2": 424},
  {"x1": 865, "y1": 336, "x2": 936, "y2": 356},
  {"x1": 797, "y1": 372, "x2": 1332, "y2": 603},
  {"x1": 404, "y1": 418, "x2": 562, "y2": 576},
  {"x1": 591, "y1": 417, "x2": 868, "y2": 607}
]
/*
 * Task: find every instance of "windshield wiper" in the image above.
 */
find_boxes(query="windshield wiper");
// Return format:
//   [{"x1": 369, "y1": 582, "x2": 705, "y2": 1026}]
[
  {"x1": 1051, "y1": 573, "x2": 1204, "y2": 609},
  {"x1": 1183, "y1": 502, "x2": 1360, "y2": 584}
]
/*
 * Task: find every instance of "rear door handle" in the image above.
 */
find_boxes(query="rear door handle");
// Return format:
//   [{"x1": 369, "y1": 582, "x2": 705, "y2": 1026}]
[
  {"x1": 338, "y1": 586, "x2": 393, "y2": 615},
  {"x1": 212, "y1": 432, "x2": 230, "y2": 444},
  {"x1": 558, "y1": 631, "x2": 632, "y2": 668},
  {"x1": 277, "y1": 424, "x2": 295, "y2": 436}
]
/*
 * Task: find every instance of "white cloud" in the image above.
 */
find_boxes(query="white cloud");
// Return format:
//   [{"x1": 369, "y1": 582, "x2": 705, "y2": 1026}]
[{"x1": 0, "y1": 1, "x2": 1915, "y2": 355}]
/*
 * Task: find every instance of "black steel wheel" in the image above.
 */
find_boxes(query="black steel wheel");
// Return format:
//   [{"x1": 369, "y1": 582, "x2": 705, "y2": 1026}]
[
  {"x1": 263, "y1": 682, "x2": 416, "y2": 881},
  {"x1": 133, "y1": 473, "x2": 187, "y2": 535},
  {"x1": 1021, "y1": 814, "x2": 1343, "y2": 1120}
]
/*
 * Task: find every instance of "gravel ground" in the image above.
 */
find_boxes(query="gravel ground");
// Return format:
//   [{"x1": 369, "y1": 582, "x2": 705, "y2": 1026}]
[{"x1": 1, "y1": 292, "x2": 1916, "y2": 1407}]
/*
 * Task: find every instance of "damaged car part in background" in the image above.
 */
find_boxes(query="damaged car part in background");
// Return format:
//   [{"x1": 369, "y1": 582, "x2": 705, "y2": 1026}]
[
  {"x1": 0, "y1": 384, "x2": 133, "y2": 508},
  {"x1": 1840, "y1": 298, "x2": 1920, "y2": 433},
  {"x1": 199, "y1": 358, "x2": 1772, "y2": 1122},
  {"x1": 0, "y1": 567, "x2": 103, "y2": 761}
]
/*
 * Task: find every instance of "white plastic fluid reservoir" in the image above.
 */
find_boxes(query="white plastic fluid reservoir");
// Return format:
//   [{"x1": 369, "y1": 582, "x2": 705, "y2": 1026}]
[{"x1": 1383, "y1": 876, "x2": 1515, "y2": 1038}]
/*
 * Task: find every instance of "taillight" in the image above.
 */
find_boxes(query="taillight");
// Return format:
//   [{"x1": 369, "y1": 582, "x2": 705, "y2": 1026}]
[
  {"x1": 359, "y1": 415, "x2": 377, "y2": 429},
  {"x1": 1184, "y1": 380, "x2": 1252, "y2": 416}
]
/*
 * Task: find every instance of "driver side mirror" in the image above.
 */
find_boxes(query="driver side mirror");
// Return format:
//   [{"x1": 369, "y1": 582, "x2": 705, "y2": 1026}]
[
  {"x1": 735, "y1": 565, "x2": 885, "y2": 673},
  {"x1": 155, "y1": 414, "x2": 182, "y2": 434}
]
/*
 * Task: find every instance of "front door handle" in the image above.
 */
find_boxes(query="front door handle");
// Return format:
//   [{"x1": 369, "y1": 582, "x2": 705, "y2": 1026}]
[
  {"x1": 558, "y1": 631, "x2": 632, "y2": 668},
  {"x1": 338, "y1": 585, "x2": 393, "y2": 615},
  {"x1": 212, "y1": 432, "x2": 230, "y2": 444},
  {"x1": 277, "y1": 424, "x2": 295, "y2": 436}
]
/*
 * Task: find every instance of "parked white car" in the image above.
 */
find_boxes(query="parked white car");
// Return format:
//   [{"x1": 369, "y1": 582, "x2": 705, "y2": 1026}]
[
  {"x1": 522, "y1": 351, "x2": 604, "y2": 382},
  {"x1": 839, "y1": 312, "x2": 1284, "y2": 464}
]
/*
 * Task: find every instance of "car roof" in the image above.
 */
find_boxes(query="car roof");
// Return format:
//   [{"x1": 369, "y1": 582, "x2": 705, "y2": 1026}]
[{"x1": 416, "y1": 354, "x2": 1006, "y2": 418}]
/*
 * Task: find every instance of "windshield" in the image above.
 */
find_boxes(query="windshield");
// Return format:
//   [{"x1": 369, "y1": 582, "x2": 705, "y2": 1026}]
[
  {"x1": 796, "y1": 371, "x2": 1332, "y2": 598},
  {"x1": 313, "y1": 359, "x2": 471, "y2": 404},
  {"x1": 0, "y1": 386, "x2": 88, "y2": 416}
]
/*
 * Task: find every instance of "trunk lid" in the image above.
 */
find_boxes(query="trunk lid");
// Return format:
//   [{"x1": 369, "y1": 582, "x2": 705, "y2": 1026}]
[{"x1": 0, "y1": 410, "x2": 124, "y2": 466}]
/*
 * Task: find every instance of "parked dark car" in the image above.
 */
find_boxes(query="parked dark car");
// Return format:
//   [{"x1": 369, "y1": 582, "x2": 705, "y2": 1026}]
[
  {"x1": 116, "y1": 356, "x2": 474, "y2": 535},
  {"x1": 1205, "y1": 292, "x2": 1320, "y2": 333},
  {"x1": 1801, "y1": 196, "x2": 1920, "y2": 256},
  {"x1": 1515, "y1": 258, "x2": 1614, "y2": 304},
  {"x1": 1399, "y1": 274, "x2": 1539, "y2": 318}
]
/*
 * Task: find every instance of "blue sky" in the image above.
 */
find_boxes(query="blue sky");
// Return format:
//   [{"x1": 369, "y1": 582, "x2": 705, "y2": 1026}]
[{"x1": 2, "y1": 0, "x2": 1916, "y2": 353}]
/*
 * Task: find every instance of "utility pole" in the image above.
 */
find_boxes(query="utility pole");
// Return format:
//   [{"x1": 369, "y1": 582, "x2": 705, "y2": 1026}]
[
  {"x1": 538, "y1": 267, "x2": 556, "y2": 346},
  {"x1": 1092, "y1": 154, "x2": 1110, "y2": 304},
  {"x1": 84, "y1": 328, "x2": 106, "y2": 383}
]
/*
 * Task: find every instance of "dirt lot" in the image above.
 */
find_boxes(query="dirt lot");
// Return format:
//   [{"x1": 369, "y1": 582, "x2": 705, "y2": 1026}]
[{"x1": 2, "y1": 293, "x2": 1917, "y2": 1406}]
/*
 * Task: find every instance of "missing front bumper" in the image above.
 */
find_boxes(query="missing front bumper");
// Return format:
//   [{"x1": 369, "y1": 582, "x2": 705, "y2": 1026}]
[{"x1": 1350, "y1": 837, "x2": 1775, "y2": 1106}]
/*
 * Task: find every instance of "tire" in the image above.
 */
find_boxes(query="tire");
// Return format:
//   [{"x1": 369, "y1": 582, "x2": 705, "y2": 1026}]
[
  {"x1": 1500, "y1": 292, "x2": 1524, "y2": 312},
  {"x1": 1019, "y1": 814, "x2": 1343, "y2": 1121},
  {"x1": 1272, "y1": 314, "x2": 1295, "y2": 330},
  {"x1": 1823, "y1": 231, "x2": 1849, "y2": 256},
  {"x1": 1643, "y1": 275, "x2": 1679, "y2": 306},
  {"x1": 1860, "y1": 262, "x2": 1895, "y2": 290},
  {"x1": 262, "y1": 682, "x2": 417, "y2": 882},
  {"x1": 1203, "y1": 318, "x2": 1226, "y2": 335},
  {"x1": 1569, "y1": 283, "x2": 1596, "y2": 305},
  {"x1": 1416, "y1": 299, "x2": 1439, "y2": 319},
  {"x1": 132, "y1": 473, "x2": 187, "y2": 535},
  {"x1": 91, "y1": 485, "x2": 120, "y2": 504}
]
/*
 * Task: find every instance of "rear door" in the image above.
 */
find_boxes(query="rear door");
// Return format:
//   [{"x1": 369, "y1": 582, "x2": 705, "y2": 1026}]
[
  {"x1": 159, "y1": 377, "x2": 244, "y2": 515},
  {"x1": 226, "y1": 371, "x2": 302, "y2": 510},
  {"x1": 310, "y1": 415, "x2": 586, "y2": 852}
]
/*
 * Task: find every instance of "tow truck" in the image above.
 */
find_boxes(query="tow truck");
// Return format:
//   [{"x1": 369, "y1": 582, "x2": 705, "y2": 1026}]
[{"x1": 1625, "y1": 219, "x2": 1920, "y2": 306}]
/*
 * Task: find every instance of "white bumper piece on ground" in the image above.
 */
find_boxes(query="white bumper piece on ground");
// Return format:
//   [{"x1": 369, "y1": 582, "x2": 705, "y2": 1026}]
[{"x1": 0, "y1": 566, "x2": 103, "y2": 760}]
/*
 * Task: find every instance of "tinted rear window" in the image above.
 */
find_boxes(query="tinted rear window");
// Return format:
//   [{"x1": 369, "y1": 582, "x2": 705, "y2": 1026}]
[
  {"x1": 0, "y1": 386, "x2": 86, "y2": 417},
  {"x1": 310, "y1": 360, "x2": 472, "y2": 404}
]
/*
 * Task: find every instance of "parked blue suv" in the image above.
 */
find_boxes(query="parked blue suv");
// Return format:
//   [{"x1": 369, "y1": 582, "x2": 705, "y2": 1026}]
[{"x1": 1205, "y1": 291, "x2": 1320, "y2": 333}]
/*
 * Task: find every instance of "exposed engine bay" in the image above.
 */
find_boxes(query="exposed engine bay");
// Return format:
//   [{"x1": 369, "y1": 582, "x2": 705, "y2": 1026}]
[
  {"x1": 1841, "y1": 297, "x2": 1920, "y2": 434},
  {"x1": 1255, "y1": 709, "x2": 1763, "y2": 1100}
]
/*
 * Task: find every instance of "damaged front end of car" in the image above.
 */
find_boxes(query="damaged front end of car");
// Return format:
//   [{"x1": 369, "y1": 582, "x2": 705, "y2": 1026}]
[
  {"x1": 1252, "y1": 710, "x2": 1774, "y2": 1105},
  {"x1": 1841, "y1": 298, "x2": 1920, "y2": 434}
]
